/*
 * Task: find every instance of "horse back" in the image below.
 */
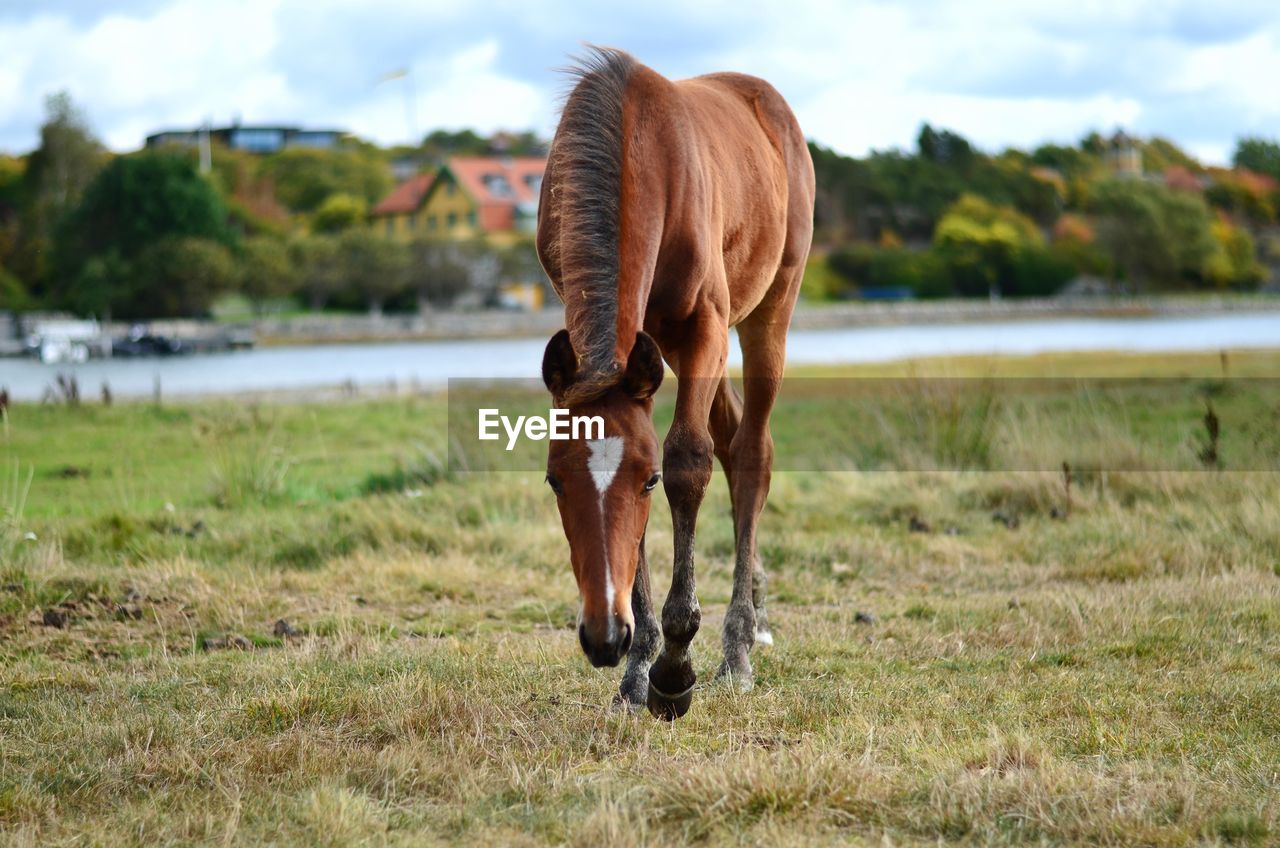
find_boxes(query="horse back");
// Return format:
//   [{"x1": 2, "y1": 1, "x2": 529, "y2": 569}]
[{"x1": 625, "y1": 66, "x2": 814, "y2": 327}]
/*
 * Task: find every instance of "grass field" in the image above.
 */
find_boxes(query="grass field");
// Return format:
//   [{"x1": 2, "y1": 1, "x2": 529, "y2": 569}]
[{"x1": 2, "y1": 349, "x2": 1279, "y2": 846}]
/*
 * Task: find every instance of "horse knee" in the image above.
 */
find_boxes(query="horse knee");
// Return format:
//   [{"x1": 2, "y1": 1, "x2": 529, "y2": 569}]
[
  {"x1": 661, "y1": 596, "x2": 701, "y2": 645},
  {"x1": 663, "y1": 426, "x2": 714, "y2": 512},
  {"x1": 728, "y1": 426, "x2": 774, "y2": 484}
]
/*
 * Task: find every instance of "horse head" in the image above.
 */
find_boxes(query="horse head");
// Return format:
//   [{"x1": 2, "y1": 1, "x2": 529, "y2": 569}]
[{"x1": 541, "y1": 328, "x2": 664, "y2": 667}]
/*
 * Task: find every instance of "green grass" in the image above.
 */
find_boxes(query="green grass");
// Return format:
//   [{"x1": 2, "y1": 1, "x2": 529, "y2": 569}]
[{"x1": 1, "y1": 349, "x2": 1278, "y2": 845}]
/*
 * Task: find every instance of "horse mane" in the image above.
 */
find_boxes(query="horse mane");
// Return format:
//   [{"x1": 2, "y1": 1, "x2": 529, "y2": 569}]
[{"x1": 546, "y1": 46, "x2": 636, "y2": 405}]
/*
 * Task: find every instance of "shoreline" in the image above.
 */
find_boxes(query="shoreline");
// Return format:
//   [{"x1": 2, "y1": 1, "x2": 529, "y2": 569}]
[
  {"x1": 247, "y1": 293, "x2": 1280, "y2": 347},
  {"x1": 10, "y1": 346, "x2": 1280, "y2": 407}
]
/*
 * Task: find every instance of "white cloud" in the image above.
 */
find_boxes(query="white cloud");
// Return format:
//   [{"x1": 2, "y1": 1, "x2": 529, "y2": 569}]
[{"x1": 0, "y1": 0, "x2": 1277, "y2": 164}]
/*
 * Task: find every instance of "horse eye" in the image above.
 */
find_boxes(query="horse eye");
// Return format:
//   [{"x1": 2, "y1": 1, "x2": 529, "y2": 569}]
[
  {"x1": 545, "y1": 473, "x2": 563, "y2": 495},
  {"x1": 643, "y1": 472, "x2": 661, "y2": 493}
]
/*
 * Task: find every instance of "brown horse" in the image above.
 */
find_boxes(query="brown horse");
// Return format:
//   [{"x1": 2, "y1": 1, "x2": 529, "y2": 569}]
[{"x1": 537, "y1": 47, "x2": 814, "y2": 720}]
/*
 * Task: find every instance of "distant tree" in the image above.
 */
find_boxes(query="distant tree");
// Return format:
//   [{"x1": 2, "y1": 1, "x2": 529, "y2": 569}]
[
  {"x1": 260, "y1": 147, "x2": 391, "y2": 212},
  {"x1": 1089, "y1": 180, "x2": 1217, "y2": 290},
  {"x1": 500, "y1": 238, "x2": 550, "y2": 302},
  {"x1": 1205, "y1": 218, "x2": 1264, "y2": 290},
  {"x1": 1051, "y1": 213, "x2": 1110, "y2": 278},
  {"x1": 11, "y1": 93, "x2": 105, "y2": 295},
  {"x1": 1160, "y1": 191, "x2": 1222, "y2": 284},
  {"x1": 129, "y1": 237, "x2": 237, "y2": 318},
  {"x1": 491, "y1": 130, "x2": 548, "y2": 157},
  {"x1": 932, "y1": 194, "x2": 1043, "y2": 298},
  {"x1": 1204, "y1": 175, "x2": 1276, "y2": 225},
  {"x1": 290, "y1": 235, "x2": 345, "y2": 311},
  {"x1": 0, "y1": 155, "x2": 23, "y2": 214},
  {"x1": 0, "y1": 263, "x2": 29, "y2": 310},
  {"x1": 61, "y1": 152, "x2": 232, "y2": 259},
  {"x1": 419, "y1": 129, "x2": 490, "y2": 160},
  {"x1": 1141, "y1": 137, "x2": 1201, "y2": 174},
  {"x1": 0, "y1": 157, "x2": 23, "y2": 290},
  {"x1": 809, "y1": 142, "x2": 885, "y2": 240},
  {"x1": 54, "y1": 152, "x2": 233, "y2": 315},
  {"x1": 408, "y1": 237, "x2": 472, "y2": 310},
  {"x1": 64, "y1": 250, "x2": 131, "y2": 317},
  {"x1": 1031, "y1": 143, "x2": 1098, "y2": 179},
  {"x1": 22, "y1": 92, "x2": 105, "y2": 239},
  {"x1": 311, "y1": 192, "x2": 367, "y2": 233},
  {"x1": 918, "y1": 124, "x2": 974, "y2": 165},
  {"x1": 239, "y1": 236, "x2": 298, "y2": 313},
  {"x1": 1080, "y1": 131, "x2": 1107, "y2": 156},
  {"x1": 1232, "y1": 137, "x2": 1280, "y2": 181},
  {"x1": 338, "y1": 230, "x2": 409, "y2": 315}
]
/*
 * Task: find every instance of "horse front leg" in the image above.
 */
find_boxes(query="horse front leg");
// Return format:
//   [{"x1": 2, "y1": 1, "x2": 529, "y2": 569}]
[
  {"x1": 646, "y1": 417, "x2": 714, "y2": 720},
  {"x1": 615, "y1": 535, "x2": 660, "y2": 711},
  {"x1": 647, "y1": 326, "x2": 725, "y2": 721}
]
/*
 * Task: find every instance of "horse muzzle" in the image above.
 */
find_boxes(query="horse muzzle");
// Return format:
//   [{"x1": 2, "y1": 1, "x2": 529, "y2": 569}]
[{"x1": 578, "y1": 618, "x2": 633, "y2": 668}]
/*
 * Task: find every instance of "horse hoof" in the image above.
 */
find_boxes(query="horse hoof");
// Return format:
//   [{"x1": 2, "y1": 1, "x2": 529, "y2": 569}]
[
  {"x1": 755, "y1": 629, "x2": 774, "y2": 647},
  {"x1": 714, "y1": 663, "x2": 755, "y2": 693},
  {"x1": 647, "y1": 681, "x2": 694, "y2": 721}
]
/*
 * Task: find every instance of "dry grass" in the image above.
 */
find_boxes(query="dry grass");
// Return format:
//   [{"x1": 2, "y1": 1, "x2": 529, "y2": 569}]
[{"x1": 1, "y1": 350, "x2": 1278, "y2": 846}]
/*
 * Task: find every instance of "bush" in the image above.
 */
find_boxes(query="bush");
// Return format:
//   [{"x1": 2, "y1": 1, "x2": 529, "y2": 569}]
[
  {"x1": 0, "y1": 265, "x2": 30, "y2": 311},
  {"x1": 336, "y1": 230, "x2": 409, "y2": 315},
  {"x1": 130, "y1": 237, "x2": 238, "y2": 318},
  {"x1": 826, "y1": 244, "x2": 952, "y2": 299},
  {"x1": 311, "y1": 193, "x2": 367, "y2": 233},
  {"x1": 933, "y1": 194, "x2": 1043, "y2": 298},
  {"x1": 238, "y1": 235, "x2": 298, "y2": 312},
  {"x1": 1006, "y1": 244, "x2": 1076, "y2": 297},
  {"x1": 799, "y1": 256, "x2": 844, "y2": 300}
]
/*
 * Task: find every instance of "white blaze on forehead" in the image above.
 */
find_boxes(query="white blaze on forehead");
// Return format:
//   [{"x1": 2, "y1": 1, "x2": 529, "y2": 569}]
[
  {"x1": 586, "y1": 435, "x2": 624, "y2": 619},
  {"x1": 586, "y1": 436, "x2": 624, "y2": 495}
]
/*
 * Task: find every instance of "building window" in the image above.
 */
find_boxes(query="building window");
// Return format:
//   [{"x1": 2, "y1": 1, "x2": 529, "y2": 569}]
[
  {"x1": 286, "y1": 131, "x2": 339, "y2": 149},
  {"x1": 467, "y1": 210, "x2": 477, "y2": 228},
  {"x1": 428, "y1": 215, "x2": 437, "y2": 231},
  {"x1": 385, "y1": 218, "x2": 394, "y2": 237},
  {"x1": 447, "y1": 212, "x2": 458, "y2": 228},
  {"x1": 229, "y1": 128, "x2": 284, "y2": 153},
  {"x1": 445, "y1": 181, "x2": 455, "y2": 196},
  {"x1": 482, "y1": 174, "x2": 513, "y2": 197}
]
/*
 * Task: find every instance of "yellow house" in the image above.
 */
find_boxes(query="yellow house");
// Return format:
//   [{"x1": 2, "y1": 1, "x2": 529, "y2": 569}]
[
  {"x1": 368, "y1": 171, "x2": 436, "y2": 240},
  {"x1": 369, "y1": 156, "x2": 545, "y2": 245}
]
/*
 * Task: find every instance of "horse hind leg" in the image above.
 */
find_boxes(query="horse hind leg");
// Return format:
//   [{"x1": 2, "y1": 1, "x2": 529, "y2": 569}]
[
  {"x1": 751, "y1": 557, "x2": 772, "y2": 646},
  {"x1": 710, "y1": 376, "x2": 774, "y2": 651},
  {"x1": 715, "y1": 300, "x2": 793, "y2": 691}
]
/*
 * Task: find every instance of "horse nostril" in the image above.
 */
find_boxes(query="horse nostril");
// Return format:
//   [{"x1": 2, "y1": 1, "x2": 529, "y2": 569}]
[
  {"x1": 619, "y1": 623, "x2": 633, "y2": 656},
  {"x1": 578, "y1": 623, "x2": 590, "y2": 656}
]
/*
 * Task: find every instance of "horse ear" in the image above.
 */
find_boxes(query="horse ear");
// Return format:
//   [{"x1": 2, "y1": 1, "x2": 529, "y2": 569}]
[
  {"x1": 623, "y1": 332, "x2": 664, "y2": 400},
  {"x1": 542, "y1": 329, "x2": 578, "y2": 398}
]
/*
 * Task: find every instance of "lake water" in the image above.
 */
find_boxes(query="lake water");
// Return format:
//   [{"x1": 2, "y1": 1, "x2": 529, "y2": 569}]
[{"x1": 4, "y1": 311, "x2": 1279, "y2": 401}]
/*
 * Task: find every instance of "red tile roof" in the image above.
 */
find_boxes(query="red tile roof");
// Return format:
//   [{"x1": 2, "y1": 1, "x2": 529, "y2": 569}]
[
  {"x1": 371, "y1": 171, "x2": 435, "y2": 216},
  {"x1": 446, "y1": 156, "x2": 545, "y2": 232}
]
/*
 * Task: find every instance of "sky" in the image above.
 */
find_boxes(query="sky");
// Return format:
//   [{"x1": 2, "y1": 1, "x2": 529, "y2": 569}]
[{"x1": 1, "y1": 0, "x2": 1278, "y2": 164}]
